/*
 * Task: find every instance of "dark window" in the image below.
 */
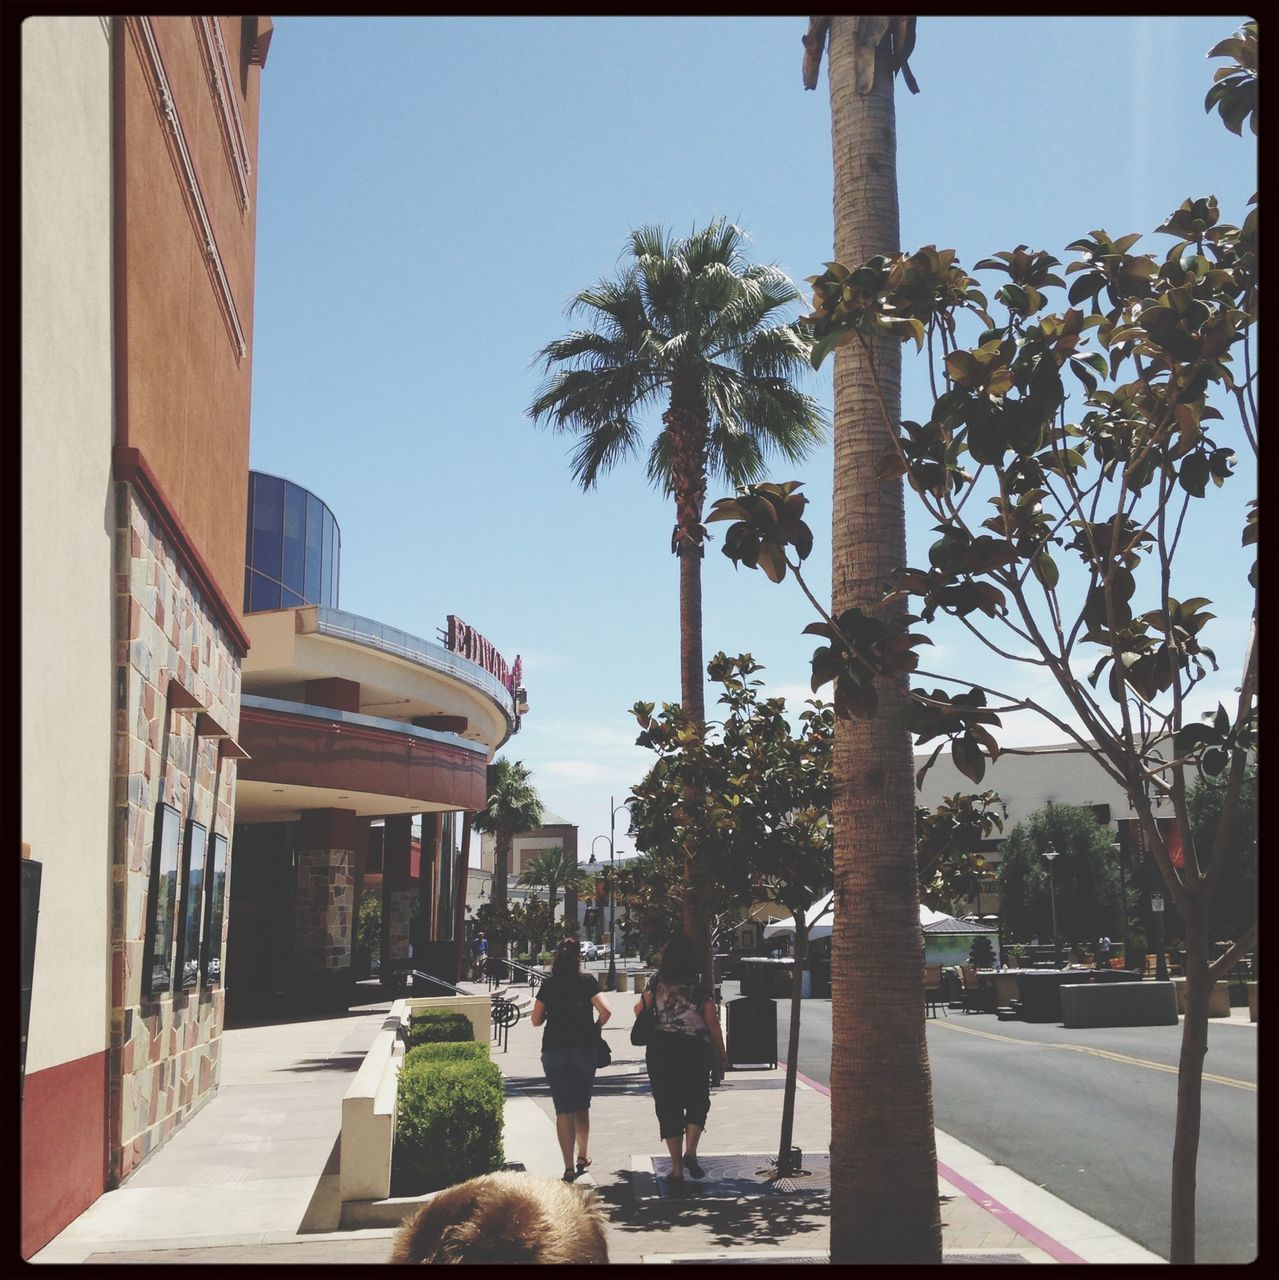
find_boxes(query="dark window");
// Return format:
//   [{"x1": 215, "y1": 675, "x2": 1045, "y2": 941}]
[
  {"x1": 1089, "y1": 804, "x2": 1111, "y2": 826},
  {"x1": 177, "y1": 821, "x2": 208, "y2": 991},
  {"x1": 143, "y1": 803, "x2": 182, "y2": 995},
  {"x1": 202, "y1": 833, "x2": 228, "y2": 986},
  {"x1": 283, "y1": 483, "x2": 306, "y2": 594},
  {"x1": 321, "y1": 513, "x2": 333, "y2": 608},
  {"x1": 304, "y1": 492, "x2": 323, "y2": 602},
  {"x1": 282, "y1": 586, "x2": 305, "y2": 607},
  {"x1": 249, "y1": 571, "x2": 281, "y2": 612},
  {"x1": 251, "y1": 473, "x2": 284, "y2": 582},
  {"x1": 330, "y1": 522, "x2": 340, "y2": 606},
  {"x1": 244, "y1": 471, "x2": 256, "y2": 568}
]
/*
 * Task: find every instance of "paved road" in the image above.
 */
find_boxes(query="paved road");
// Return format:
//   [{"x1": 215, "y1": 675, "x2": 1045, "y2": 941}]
[{"x1": 755, "y1": 992, "x2": 1256, "y2": 1264}]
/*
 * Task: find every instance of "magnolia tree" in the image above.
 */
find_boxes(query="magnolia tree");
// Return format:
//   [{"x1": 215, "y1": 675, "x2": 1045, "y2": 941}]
[
  {"x1": 710, "y1": 27, "x2": 1255, "y2": 1261},
  {"x1": 627, "y1": 653, "x2": 834, "y2": 1175}
]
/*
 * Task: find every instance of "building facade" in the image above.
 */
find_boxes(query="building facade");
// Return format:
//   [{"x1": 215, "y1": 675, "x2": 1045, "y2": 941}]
[
  {"x1": 21, "y1": 16, "x2": 271, "y2": 1257},
  {"x1": 230, "y1": 473, "x2": 521, "y2": 1016}
]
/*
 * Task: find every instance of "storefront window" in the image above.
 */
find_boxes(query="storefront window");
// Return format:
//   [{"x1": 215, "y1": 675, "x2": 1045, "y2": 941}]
[
  {"x1": 143, "y1": 803, "x2": 182, "y2": 995},
  {"x1": 202, "y1": 833, "x2": 228, "y2": 986},
  {"x1": 177, "y1": 821, "x2": 208, "y2": 991}
]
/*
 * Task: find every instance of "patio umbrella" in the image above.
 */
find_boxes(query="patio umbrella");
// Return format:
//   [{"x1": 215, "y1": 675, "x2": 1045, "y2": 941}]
[{"x1": 764, "y1": 895, "x2": 948, "y2": 939}]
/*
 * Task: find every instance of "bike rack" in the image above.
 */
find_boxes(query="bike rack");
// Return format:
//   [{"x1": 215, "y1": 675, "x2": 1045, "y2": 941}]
[{"x1": 402, "y1": 969, "x2": 521, "y2": 1052}]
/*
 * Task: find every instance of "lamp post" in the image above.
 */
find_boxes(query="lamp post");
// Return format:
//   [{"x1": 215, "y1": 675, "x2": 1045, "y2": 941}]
[
  {"x1": 589, "y1": 835, "x2": 610, "y2": 946},
  {"x1": 1043, "y1": 842, "x2": 1062, "y2": 969},
  {"x1": 1112, "y1": 841, "x2": 1129, "y2": 972}
]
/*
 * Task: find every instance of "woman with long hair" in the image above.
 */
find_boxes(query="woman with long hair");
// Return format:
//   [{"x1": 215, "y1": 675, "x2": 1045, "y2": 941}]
[
  {"x1": 530, "y1": 937, "x2": 612, "y2": 1181},
  {"x1": 635, "y1": 932, "x2": 729, "y2": 1183}
]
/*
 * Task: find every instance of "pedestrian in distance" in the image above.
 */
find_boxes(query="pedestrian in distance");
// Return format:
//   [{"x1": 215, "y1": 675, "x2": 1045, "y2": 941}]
[
  {"x1": 471, "y1": 931, "x2": 488, "y2": 982},
  {"x1": 1095, "y1": 935, "x2": 1112, "y2": 969},
  {"x1": 530, "y1": 937, "x2": 612, "y2": 1182},
  {"x1": 636, "y1": 932, "x2": 729, "y2": 1184}
]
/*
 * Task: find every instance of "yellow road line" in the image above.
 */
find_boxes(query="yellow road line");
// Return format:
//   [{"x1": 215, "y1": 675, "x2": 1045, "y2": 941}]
[{"x1": 931, "y1": 1019, "x2": 1255, "y2": 1091}]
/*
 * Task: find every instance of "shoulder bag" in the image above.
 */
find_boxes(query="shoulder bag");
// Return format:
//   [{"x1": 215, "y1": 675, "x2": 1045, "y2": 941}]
[{"x1": 630, "y1": 982, "x2": 658, "y2": 1046}]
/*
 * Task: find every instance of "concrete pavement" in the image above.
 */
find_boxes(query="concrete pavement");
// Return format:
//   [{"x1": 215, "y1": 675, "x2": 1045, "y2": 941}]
[{"x1": 31, "y1": 978, "x2": 1165, "y2": 1265}]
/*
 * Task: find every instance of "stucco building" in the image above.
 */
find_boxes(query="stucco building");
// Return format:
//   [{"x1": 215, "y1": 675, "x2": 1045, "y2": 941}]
[{"x1": 21, "y1": 16, "x2": 271, "y2": 1255}]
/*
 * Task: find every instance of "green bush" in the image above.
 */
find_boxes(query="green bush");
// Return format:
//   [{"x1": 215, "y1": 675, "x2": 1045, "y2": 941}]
[
  {"x1": 537, "y1": 951, "x2": 554, "y2": 965},
  {"x1": 404, "y1": 1041, "x2": 490, "y2": 1070},
  {"x1": 393, "y1": 1058, "x2": 505, "y2": 1194},
  {"x1": 407, "y1": 1009, "x2": 474, "y2": 1048}
]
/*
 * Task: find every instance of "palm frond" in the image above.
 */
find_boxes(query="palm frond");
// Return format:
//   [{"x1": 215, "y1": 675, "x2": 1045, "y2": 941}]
[{"x1": 570, "y1": 417, "x2": 645, "y2": 489}]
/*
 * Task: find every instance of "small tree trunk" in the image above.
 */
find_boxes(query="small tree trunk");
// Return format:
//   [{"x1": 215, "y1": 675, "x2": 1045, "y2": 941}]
[
  {"x1": 1169, "y1": 896, "x2": 1210, "y2": 1263},
  {"x1": 777, "y1": 918, "x2": 809, "y2": 1174}
]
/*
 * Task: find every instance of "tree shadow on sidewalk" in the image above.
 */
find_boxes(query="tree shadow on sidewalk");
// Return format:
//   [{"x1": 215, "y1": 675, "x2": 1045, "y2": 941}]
[{"x1": 594, "y1": 1176, "x2": 828, "y2": 1249}]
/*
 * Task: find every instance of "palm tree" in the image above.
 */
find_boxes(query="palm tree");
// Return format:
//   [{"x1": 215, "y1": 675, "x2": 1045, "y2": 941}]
[
  {"x1": 471, "y1": 758, "x2": 544, "y2": 921},
  {"x1": 530, "y1": 219, "x2": 827, "y2": 940},
  {"x1": 517, "y1": 846, "x2": 592, "y2": 945},
  {"x1": 802, "y1": 17, "x2": 942, "y2": 1264}
]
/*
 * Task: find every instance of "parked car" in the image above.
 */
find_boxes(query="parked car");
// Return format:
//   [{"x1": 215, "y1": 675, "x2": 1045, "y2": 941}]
[{"x1": 581, "y1": 942, "x2": 611, "y2": 962}]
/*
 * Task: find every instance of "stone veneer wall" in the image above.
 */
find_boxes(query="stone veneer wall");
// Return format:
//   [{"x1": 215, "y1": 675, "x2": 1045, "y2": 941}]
[
  {"x1": 294, "y1": 847, "x2": 355, "y2": 970},
  {"x1": 110, "y1": 487, "x2": 240, "y2": 1183},
  {"x1": 384, "y1": 890, "x2": 413, "y2": 970}
]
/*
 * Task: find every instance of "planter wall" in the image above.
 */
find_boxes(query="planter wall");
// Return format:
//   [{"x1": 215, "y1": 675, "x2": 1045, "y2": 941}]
[{"x1": 1170, "y1": 977, "x2": 1231, "y2": 1018}]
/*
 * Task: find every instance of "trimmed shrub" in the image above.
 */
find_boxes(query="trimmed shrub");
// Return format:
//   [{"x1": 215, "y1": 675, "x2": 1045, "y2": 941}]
[
  {"x1": 393, "y1": 1057, "x2": 505, "y2": 1194},
  {"x1": 537, "y1": 951, "x2": 554, "y2": 965},
  {"x1": 407, "y1": 1009, "x2": 474, "y2": 1048},
  {"x1": 404, "y1": 1041, "x2": 490, "y2": 1070}
]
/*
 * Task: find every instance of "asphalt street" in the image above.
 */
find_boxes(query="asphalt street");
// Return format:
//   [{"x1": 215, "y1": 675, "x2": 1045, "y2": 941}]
[{"x1": 752, "y1": 989, "x2": 1257, "y2": 1264}]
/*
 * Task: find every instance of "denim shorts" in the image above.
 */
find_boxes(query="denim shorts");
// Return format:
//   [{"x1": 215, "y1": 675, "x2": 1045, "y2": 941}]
[{"x1": 541, "y1": 1045, "x2": 598, "y2": 1114}]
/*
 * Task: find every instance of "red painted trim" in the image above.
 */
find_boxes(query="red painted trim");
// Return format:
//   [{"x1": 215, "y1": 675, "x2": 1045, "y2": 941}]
[
  {"x1": 22, "y1": 1051, "x2": 109, "y2": 1259},
  {"x1": 114, "y1": 446, "x2": 250, "y2": 656},
  {"x1": 792, "y1": 1071, "x2": 1088, "y2": 1264}
]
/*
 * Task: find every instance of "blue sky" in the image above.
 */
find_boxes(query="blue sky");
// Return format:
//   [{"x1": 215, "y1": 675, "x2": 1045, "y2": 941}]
[{"x1": 246, "y1": 16, "x2": 1256, "y2": 860}]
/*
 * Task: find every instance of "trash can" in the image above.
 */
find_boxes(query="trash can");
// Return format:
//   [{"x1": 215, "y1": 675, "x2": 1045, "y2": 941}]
[{"x1": 726, "y1": 995, "x2": 777, "y2": 1068}]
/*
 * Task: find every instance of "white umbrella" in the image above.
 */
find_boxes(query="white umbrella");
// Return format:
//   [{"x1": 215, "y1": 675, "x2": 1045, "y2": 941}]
[
  {"x1": 764, "y1": 895, "x2": 946, "y2": 938},
  {"x1": 762, "y1": 890, "x2": 834, "y2": 940}
]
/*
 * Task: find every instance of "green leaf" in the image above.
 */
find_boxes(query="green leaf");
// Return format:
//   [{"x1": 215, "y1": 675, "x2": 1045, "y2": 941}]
[
  {"x1": 1031, "y1": 548, "x2": 1059, "y2": 590},
  {"x1": 951, "y1": 735, "x2": 986, "y2": 785}
]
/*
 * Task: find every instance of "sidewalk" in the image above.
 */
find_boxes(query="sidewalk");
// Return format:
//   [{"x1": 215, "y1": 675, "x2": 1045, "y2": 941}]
[{"x1": 31, "y1": 979, "x2": 1165, "y2": 1265}]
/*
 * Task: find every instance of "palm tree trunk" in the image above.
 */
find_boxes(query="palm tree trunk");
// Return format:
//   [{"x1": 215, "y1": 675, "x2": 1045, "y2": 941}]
[
  {"x1": 667, "y1": 398, "x2": 710, "y2": 957},
  {"x1": 493, "y1": 821, "x2": 510, "y2": 916},
  {"x1": 777, "y1": 917, "x2": 809, "y2": 1174},
  {"x1": 1170, "y1": 894, "x2": 1209, "y2": 1262},
  {"x1": 827, "y1": 17, "x2": 942, "y2": 1263}
]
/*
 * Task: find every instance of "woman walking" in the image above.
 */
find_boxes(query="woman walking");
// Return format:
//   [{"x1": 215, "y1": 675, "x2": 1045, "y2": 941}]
[
  {"x1": 636, "y1": 933, "x2": 729, "y2": 1183},
  {"x1": 530, "y1": 938, "x2": 612, "y2": 1181}
]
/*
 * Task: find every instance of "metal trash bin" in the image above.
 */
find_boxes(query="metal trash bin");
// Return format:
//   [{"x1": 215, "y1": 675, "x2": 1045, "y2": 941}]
[{"x1": 726, "y1": 995, "x2": 777, "y2": 1068}]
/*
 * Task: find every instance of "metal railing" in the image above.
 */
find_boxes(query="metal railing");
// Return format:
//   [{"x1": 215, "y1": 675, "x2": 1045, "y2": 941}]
[
  {"x1": 397, "y1": 969, "x2": 523, "y2": 1054},
  {"x1": 485, "y1": 957, "x2": 545, "y2": 991}
]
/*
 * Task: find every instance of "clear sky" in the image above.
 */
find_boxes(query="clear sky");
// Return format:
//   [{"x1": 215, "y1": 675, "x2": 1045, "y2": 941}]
[{"x1": 246, "y1": 16, "x2": 1256, "y2": 862}]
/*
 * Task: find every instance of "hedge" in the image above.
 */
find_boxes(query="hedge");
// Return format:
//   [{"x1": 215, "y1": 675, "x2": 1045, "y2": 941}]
[
  {"x1": 407, "y1": 1008, "x2": 474, "y2": 1048},
  {"x1": 403, "y1": 1041, "x2": 490, "y2": 1070},
  {"x1": 393, "y1": 1057, "x2": 505, "y2": 1194}
]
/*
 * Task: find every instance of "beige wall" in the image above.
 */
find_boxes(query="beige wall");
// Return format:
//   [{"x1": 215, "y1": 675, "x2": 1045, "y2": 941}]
[
  {"x1": 21, "y1": 15, "x2": 115, "y2": 1074},
  {"x1": 915, "y1": 740, "x2": 1138, "y2": 836}
]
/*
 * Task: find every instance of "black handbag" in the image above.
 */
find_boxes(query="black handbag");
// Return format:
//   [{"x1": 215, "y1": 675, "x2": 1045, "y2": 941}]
[
  {"x1": 630, "y1": 985, "x2": 657, "y2": 1046},
  {"x1": 596, "y1": 1030, "x2": 612, "y2": 1068}
]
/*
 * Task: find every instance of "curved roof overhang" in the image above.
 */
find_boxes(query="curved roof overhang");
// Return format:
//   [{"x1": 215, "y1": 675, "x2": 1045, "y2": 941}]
[
  {"x1": 235, "y1": 696, "x2": 489, "y2": 823},
  {"x1": 241, "y1": 606, "x2": 518, "y2": 753}
]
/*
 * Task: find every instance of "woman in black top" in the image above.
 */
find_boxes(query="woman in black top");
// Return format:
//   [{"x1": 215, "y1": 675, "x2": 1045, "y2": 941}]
[{"x1": 531, "y1": 938, "x2": 612, "y2": 1181}]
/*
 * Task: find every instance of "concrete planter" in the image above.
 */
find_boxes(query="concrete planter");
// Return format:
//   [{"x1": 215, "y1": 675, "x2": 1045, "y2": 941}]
[
  {"x1": 1248, "y1": 982, "x2": 1258, "y2": 1022},
  {"x1": 1170, "y1": 976, "x2": 1231, "y2": 1017}
]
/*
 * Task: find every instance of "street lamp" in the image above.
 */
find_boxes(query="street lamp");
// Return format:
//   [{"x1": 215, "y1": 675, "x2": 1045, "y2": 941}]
[
  {"x1": 1043, "y1": 842, "x2": 1062, "y2": 969},
  {"x1": 589, "y1": 835, "x2": 610, "y2": 946},
  {"x1": 1112, "y1": 841, "x2": 1129, "y2": 972}
]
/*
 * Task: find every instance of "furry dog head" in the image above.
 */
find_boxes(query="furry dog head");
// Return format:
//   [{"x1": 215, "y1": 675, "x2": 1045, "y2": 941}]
[{"x1": 388, "y1": 1171, "x2": 609, "y2": 1265}]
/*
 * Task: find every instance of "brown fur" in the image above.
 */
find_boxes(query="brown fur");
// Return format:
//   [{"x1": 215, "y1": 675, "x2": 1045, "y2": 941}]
[{"x1": 388, "y1": 1171, "x2": 610, "y2": 1265}]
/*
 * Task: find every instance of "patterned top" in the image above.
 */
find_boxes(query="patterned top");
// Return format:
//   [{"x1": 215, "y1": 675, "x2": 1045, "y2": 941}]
[{"x1": 648, "y1": 978, "x2": 713, "y2": 1042}]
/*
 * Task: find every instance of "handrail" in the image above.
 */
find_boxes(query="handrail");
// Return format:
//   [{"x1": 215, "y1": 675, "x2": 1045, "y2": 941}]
[
  {"x1": 485, "y1": 957, "x2": 544, "y2": 990},
  {"x1": 404, "y1": 969, "x2": 469, "y2": 997}
]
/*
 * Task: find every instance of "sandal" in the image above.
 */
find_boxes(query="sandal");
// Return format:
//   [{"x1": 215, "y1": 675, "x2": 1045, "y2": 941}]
[
  {"x1": 684, "y1": 1155, "x2": 705, "y2": 1179},
  {"x1": 576, "y1": 1157, "x2": 592, "y2": 1174},
  {"x1": 562, "y1": 1169, "x2": 578, "y2": 1183}
]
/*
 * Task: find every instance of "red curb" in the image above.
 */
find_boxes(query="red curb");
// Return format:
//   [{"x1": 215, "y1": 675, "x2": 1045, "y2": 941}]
[{"x1": 793, "y1": 1070, "x2": 1089, "y2": 1265}]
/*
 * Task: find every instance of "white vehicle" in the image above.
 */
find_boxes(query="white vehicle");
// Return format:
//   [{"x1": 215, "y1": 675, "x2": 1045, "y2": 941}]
[{"x1": 581, "y1": 942, "x2": 612, "y2": 962}]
